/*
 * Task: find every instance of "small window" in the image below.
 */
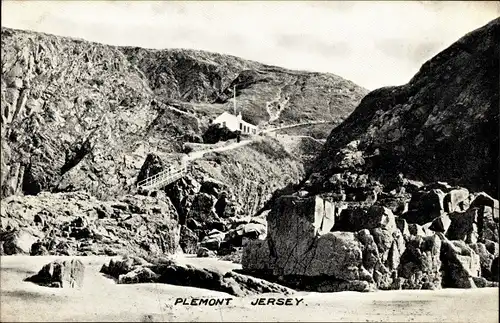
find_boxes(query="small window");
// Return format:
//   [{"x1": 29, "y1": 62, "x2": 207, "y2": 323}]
[
  {"x1": 253, "y1": 129, "x2": 256, "y2": 134},
  {"x1": 222, "y1": 121, "x2": 226, "y2": 127},
  {"x1": 240, "y1": 123, "x2": 242, "y2": 130}
]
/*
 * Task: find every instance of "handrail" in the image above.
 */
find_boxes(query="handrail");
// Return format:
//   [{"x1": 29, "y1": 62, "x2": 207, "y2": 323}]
[{"x1": 137, "y1": 163, "x2": 188, "y2": 190}]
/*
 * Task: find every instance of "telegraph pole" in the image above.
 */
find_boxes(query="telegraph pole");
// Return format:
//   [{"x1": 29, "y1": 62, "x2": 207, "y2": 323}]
[{"x1": 233, "y1": 85, "x2": 236, "y2": 115}]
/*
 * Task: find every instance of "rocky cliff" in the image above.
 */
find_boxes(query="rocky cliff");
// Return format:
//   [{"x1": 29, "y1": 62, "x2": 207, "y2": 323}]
[
  {"x1": 0, "y1": 27, "x2": 367, "y2": 201},
  {"x1": 0, "y1": 27, "x2": 366, "y2": 259},
  {"x1": 242, "y1": 18, "x2": 499, "y2": 292},
  {"x1": 305, "y1": 18, "x2": 499, "y2": 197}
]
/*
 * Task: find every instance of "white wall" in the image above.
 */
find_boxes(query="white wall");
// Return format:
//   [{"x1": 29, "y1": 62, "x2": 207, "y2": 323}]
[
  {"x1": 213, "y1": 112, "x2": 259, "y2": 135},
  {"x1": 213, "y1": 112, "x2": 240, "y2": 132}
]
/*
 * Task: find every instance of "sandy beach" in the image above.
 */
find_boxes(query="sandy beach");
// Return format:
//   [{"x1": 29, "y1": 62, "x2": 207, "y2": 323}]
[{"x1": 1, "y1": 255, "x2": 498, "y2": 322}]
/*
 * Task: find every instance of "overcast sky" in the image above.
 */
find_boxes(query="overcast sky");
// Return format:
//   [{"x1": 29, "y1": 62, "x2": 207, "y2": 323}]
[{"x1": 2, "y1": 1, "x2": 498, "y2": 89}]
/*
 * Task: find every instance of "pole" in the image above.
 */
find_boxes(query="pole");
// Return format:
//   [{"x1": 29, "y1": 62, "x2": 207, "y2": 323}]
[{"x1": 233, "y1": 85, "x2": 236, "y2": 115}]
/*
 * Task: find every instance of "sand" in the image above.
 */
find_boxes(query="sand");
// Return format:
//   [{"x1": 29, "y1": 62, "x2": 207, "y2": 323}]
[{"x1": 1, "y1": 255, "x2": 498, "y2": 322}]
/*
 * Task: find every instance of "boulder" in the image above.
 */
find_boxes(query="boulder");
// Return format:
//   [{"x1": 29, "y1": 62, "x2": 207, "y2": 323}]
[
  {"x1": 446, "y1": 209, "x2": 479, "y2": 243},
  {"x1": 118, "y1": 267, "x2": 159, "y2": 284},
  {"x1": 26, "y1": 259, "x2": 85, "y2": 288},
  {"x1": 405, "y1": 189, "x2": 446, "y2": 224},
  {"x1": 186, "y1": 193, "x2": 219, "y2": 224},
  {"x1": 470, "y1": 192, "x2": 499, "y2": 218},
  {"x1": 408, "y1": 223, "x2": 426, "y2": 237},
  {"x1": 136, "y1": 153, "x2": 165, "y2": 184},
  {"x1": 398, "y1": 235, "x2": 442, "y2": 290},
  {"x1": 214, "y1": 194, "x2": 241, "y2": 218},
  {"x1": 263, "y1": 195, "x2": 367, "y2": 278},
  {"x1": 335, "y1": 206, "x2": 396, "y2": 232},
  {"x1": 100, "y1": 257, "x2": 137, "y2": 279},
  {"x1": 440, "y1": 240, "x2": 481, "y2": 288},
  {"x1": 197, "y1": 247, "x2": 216, "y2": 258},
  {"x1": 217, "y1": 241, "x2": 238, "y2": 256},
  {"x1": 200, "y1": 178, "x2": 225, "y2": 197},
  {"x1": 154, "y1": 260, "x2": 293, "y2": 297},
  {"x1": 479, "y1": 206, "x2": 499, "y2": 242},
  {"x1": 222, "y1": 271, "x2": 294, "y2": 296},
  {"x1": 200, "y1": 231, "x2": 225, "y2": 251},
  {"x1": 429, "y1": 214, "x2": 452, "y2": 233},
  {"x1": 0, "y1": 229, "x2": 38, "y2": 255},
  {"x1": 356, "y1": 229, "x2": 381, "y2": 273},
  {"x1": 471, "y1": 276, "x2": 499, "y2": 288},
  {"x1": 224, "y1": 223, "x2": 267, "y2": 247},
  {"x1": 179, "y1": 226, "x2": 198, "y2": 254},
  {"x1": 30, "y1": 241, "x2": 49, "y2": 255},
  {"x1": 484, "y1": 239, "x2": 499, "y2": 257},
  {"x1": 242, "y1": 240, "x2": 271, "y2": 272},
  {"x1": 422, "y1": 182, "x2": 453, "y2": 193},
  {"x1": 491, "y1": 257, "x2": 499, "y2": 281},
  {"x1": 403, "y1": 179, "x2": 424, "y2": 193},
  {"x1": 395, "y1": 217, "x2": 411, "y2": 236},
  {"x1": 186, "y1": 218, "x2": 202, "y2": 230},
  {"x1": 470, "y1": 242, "x2": 497, "y2": 281},
  {"x1": 443, "y1": 188, "x2": 470, "y2": 212},
  {"x1": 156, "y1": 262, "x2": 226, "y2": 291}
]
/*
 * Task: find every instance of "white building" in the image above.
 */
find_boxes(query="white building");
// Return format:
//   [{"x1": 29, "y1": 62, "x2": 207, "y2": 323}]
[{"x1": 212, "y1": 111, "x2": 258, "y2": 135}]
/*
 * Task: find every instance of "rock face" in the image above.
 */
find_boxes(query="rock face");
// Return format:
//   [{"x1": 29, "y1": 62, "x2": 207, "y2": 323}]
[
  {"x1": 306, "y1": 18, "x2": 499, "y2": 197},
  {"x1": 1, "y1": 26, "x2": 341, "y2": 256},
  {"x1": 0, "y1": 191, "x2": 181, "y2": 257},
  {"x1": 240, "y1": 18, "x2": 500, "y2": 293},
  {"x1": 441, "y1": 240, "x2": 481, "y2": 288},
  {"x1": 0, "y1": 27, "x2": 366, "y2": 201},
  {"x1": 242, "y1": 189, "x2": 499, "y2": 292},
  {"x1": 26, "y1": 259, "x2": 85, "y2": 288}
]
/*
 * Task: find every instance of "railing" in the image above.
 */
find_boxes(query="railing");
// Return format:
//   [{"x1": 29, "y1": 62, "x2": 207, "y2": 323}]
[{"x1": 137, "y1": 162, "x2": 188, "y2": 190}]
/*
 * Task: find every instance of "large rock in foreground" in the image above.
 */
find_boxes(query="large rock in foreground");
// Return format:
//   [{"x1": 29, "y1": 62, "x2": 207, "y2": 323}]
[
  {"x1": 242, "y1": 193, "x2": 497, "y2": 292},
  {"x1": 100, "y1": 257, "x2": 293, "y2": 297},
  {"x1": 25, "y1": 259, "x2": 85, "y2": 288},
  {"x1": 243, "y1": 195, "x2": 411, "y2": 291}
]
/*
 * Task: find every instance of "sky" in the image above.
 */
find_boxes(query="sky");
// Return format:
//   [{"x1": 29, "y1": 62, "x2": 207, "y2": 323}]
[{"x1": 2, "y1": 1, "x2": 499, "y2": 90}]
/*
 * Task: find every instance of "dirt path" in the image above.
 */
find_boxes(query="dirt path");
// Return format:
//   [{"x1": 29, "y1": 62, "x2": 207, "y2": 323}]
[
  {"x1": 261, "y1": 120, "x2": 329, "y2": 134},
  {"x1": 183, "y1": 140, "x2": 253, "y2": 162},
  {"x1": 180, "y1": 120, "x2": 329, "y2": 164}
]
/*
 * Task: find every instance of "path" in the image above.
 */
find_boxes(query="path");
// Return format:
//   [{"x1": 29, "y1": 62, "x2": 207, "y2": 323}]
[
  {"x1": 183, "y1": 140, "x2": 252, "y2": 162},
  {"x1": 261, "y1": 120, "x2": 329, "y2": 134},
  {"x1": 137, "y1": 140, "x2": 253, "y2": 191},
  {"x1": 137, "y1": 120, "x2": 329, "y2": 191}
]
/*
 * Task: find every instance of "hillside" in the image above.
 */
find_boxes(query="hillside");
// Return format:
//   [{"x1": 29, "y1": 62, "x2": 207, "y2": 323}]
[
  {"x1": 0, "y1": 27, "x2": 367, "y2": 200},
  {"x1": 304, "y1": 17, "x2": 499, "y2": 197},
  {"x1": 240, "y1": 18, "x2": 500, "y2": 294},
  {"x1": 0, "y1": 27, "x2": 367, "y2": 259}
]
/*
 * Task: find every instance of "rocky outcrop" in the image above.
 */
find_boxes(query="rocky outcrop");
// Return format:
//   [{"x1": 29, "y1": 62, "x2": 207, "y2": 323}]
[
  {"x1": 305, "y1": 18, "x2": 499, "y2": 197},
  {"x1": 25, "y1": 259, "x2": 85, "y2": 288},
  {"x1": 0, "y1": 191, "x2": 181, "y2": 257},
  {"x1": 100, "y1": 257, "x2": 294, "y2": 297},
  {"x1": 0, "y1": 229, "x2": 38, "y2": 255},
  {"x1": 242, "y1": 188, "x2": 499, "y2": 292},
  {"x1": 243, "y1": 19, "x2": 500, "y2": 292},
  {"x1": 440, "y1": 240, "x2": 481, "y2": 288}
]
